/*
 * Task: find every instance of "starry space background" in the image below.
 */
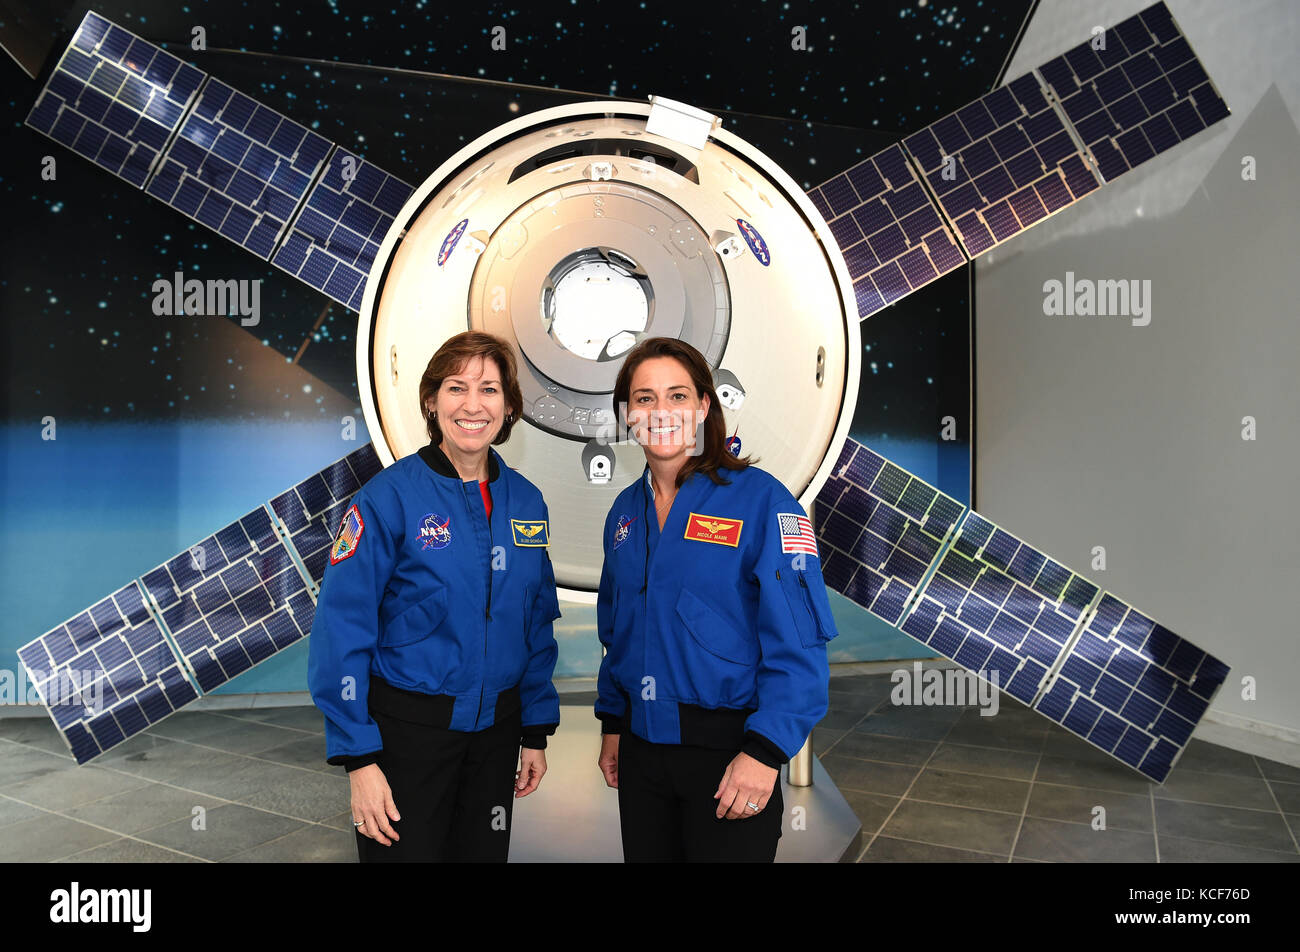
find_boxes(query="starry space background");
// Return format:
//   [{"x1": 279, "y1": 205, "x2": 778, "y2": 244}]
[{"x1": 1, "y1": 0, "x2": 1034, "y2": 684}]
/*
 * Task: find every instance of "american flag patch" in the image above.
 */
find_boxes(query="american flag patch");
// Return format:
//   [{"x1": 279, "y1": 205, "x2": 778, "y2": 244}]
[{"x1": 777, "y1": 512, "x2": 818, "y2": 556}]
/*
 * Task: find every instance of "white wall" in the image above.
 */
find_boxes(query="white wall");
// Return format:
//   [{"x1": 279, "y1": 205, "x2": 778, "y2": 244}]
[{"x1": 975, "y1": 0, "x2": 1300, "y2": 746}]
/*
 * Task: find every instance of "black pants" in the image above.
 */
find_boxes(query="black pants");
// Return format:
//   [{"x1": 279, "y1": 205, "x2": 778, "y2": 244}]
[
  {"x1": 355, "y1": 706, "x2": 521, "y2": 863},
  {"x1": 616, "y1": 731, "x2": 783, "y2": 862}
]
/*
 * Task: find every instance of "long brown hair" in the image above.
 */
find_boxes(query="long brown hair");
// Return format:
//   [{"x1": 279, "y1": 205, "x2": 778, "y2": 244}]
[
  {"x1": 612, "y1": 337, "x2": 752, "y2": 488},
  {"x1": 418, "y1": 331, "x2": 523, "y2": 445}
]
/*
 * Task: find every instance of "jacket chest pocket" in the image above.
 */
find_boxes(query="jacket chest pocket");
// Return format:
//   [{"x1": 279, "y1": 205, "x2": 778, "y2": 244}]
[
  {"x1": 675, "y1": 587, "x2": 758, "y2": 666},
  {"x1": 379, "y1": 584, "x2": 449, "y2": 648},
  {"x1": 778, "y1": 569, "x2": 835, "y2": 647}
]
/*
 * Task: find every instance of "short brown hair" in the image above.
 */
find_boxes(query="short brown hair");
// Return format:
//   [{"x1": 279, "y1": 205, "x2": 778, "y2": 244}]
[
  {"x1": 611, "y1": 337, "x2": 752, "y2": 488},
  {"x1": 418, "y1": 331, "x2": 524, "y2": 445}
]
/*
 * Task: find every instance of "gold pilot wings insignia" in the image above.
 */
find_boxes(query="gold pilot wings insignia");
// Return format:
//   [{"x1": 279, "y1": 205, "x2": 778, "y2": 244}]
[
  {"x1": 511, "y1": 519, "x2": 549, "y2": 547},
  {"x1": 684, "y1": 513, "x2": 743, "y2": 547}
]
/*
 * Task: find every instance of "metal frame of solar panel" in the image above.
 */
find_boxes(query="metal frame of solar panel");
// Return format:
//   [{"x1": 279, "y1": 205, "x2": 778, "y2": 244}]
[
  {"x1": 24, "y1": 12, "x2": 203, "y2": 189},
  {"x1": 272, "y1": 148, "x2": 415, "y2": 311},
  {"x1": 1038, "y1": 3, "x2": 1230, "y2": 184},
  {"x1": 814, "y1": 439, "x2": 966, "y2": 626},
  {"x1": 900, "y1": 511, "x2": 1099, "y2": 707},
  {"x1": 1034, "y1": 592, "x2": 1229, "y2": 782},
  {"x1": 145, "y1": 77, "x2": 332, "y2": 259},
  {"x1": 14, "y1": 445, "x2": 380, "y2": 763}
]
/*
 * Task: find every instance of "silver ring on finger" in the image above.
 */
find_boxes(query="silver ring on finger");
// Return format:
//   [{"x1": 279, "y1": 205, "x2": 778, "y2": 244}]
[
  {"x1": 353, "y1": 819, "x2": 365, "y2": 827},
  {"x1": 746, "y1": 801, "x2": 760, "y2": 812}
]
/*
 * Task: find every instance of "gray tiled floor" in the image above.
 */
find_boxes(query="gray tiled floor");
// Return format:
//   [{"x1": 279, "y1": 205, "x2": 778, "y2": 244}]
[
  {"x1": 822, "y1": 674, "x2": 1300, "y2": 862},
  {"x1": 2, "y1": 671, "x2": 1298, "y2": 862}
]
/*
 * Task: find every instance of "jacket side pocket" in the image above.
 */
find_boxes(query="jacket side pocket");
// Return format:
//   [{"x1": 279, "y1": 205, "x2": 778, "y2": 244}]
[
  {"x1": 779, "y1": 569, "x2": 834, "y2": 648},
  {"x1": 675, "y1": 587, "x2": 759, "y2": 666},
  {"x1": 379, "y1": 584, "x2": 449, "y2": 648}
]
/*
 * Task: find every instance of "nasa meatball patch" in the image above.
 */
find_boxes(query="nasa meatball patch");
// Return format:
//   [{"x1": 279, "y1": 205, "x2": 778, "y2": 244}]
[
  {"x1": 329, "y1": 505, "x2": 364, "y2": 564},
  {"x1": 613, "y1": 514, "x2": 636, "y2": 551},
  {"x1": 419, "y1": 513, "x2": 452, "y2": 550}
]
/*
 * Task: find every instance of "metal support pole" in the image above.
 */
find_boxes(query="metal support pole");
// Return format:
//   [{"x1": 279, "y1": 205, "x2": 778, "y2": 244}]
[{"x1": 788, "y1": 734, "x2": 813, "y2": 786}]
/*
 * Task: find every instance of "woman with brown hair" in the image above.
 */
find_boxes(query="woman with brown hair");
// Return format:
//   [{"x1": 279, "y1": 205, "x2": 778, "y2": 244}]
[
  {"x1": 309, "y1": 330, "x2": 561, "y2": 862},
  {"x1": 594, "y1": 337, "x2": 837, "y2": 862}
]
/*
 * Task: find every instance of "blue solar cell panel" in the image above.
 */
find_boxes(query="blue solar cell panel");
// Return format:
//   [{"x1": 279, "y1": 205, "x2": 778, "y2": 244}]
[
  {"x1": 1033, "y1": 592, "x2": 1229, "y2": 782},
  {"x1": 140, "y1": 505, "x2": 316, "y2": 694},
  {"x1": 1036, "y1": 1, "x2": 1229, "y2": 183},
  {"x1": 25, "y1": 12, "x2": 204, "y2": 189},
  {"x1": 903, "y1": 70, "x2": 1100, "y2": 258},
  {"x1": 15, "y1": 581, "x2": 191, "y2": 764},
  {"x1": 899, "y1": 511, "x2": 1100, "y2": 706},
  {"x1": 814, "y1": 438, "x2": 966, "y2": 625},
  {"x1": 15, "y1": 445, "x2": 385, "y2": 763},
  {"x1": 807, "y1": 144, "x2": 968, "y2": 320},
  {"x1": 272, "y1": 148, "x2": 414, "y2": 311},
  {"x1": 810, "y1": 453, "x2": 1231, "y2": 785},
  {"x1": 146, "y1": 78, "x2": 330, "y2": 260}
]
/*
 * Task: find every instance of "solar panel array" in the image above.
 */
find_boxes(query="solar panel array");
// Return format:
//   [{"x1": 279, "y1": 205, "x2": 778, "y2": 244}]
[
  {"x1": 1039, "y1": 3, "x2": 1230, "y2": 183},
  {"x1": 271, "y1": 147, "x2": 414, "y2": 311},
  {"x1": 1034, "y1": 592, "x2": 1229, "y2": 782},
  {"x1": 807, "y1": 144, "x2": 968, "y2": 321},
  {"x1": 139, "y1": 504, "x2": 315, "y2": 696},
  {"x1": 814, "y1": 438, "x2": 1229, "y2": 782},
  {"x1": 814, "y1": 440, "x2": 964, "y2": 625},
  {"x1": 146, "y1": 78, "x2": 331, "y2": 259},
  {"x1": 25, "y1": 11, "x2": 414, "y2": 312},
  {"x1": 807, "y1": 0, "x2": 1228, "y2": 318},
  {"x1": 15, "y1": 582, "x2": 195, "y2": 764},
  {"x1": 16, "y1": 444, "x2": 380, "y2": 763},
  {"x1": 904, "y1": 71, "x2": 1100, "y2": 258},
  {"x1": 901, "y1": 513, "x2": 1099, "y2": 705},
  {"x1": 25, "y1": 13, "x2": 203, "y2": 188}
]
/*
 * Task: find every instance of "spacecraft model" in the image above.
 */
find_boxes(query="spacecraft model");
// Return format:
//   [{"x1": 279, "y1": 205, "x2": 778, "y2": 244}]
[{"x1": 19, "y1": 3, "x2": 1230, "y2": 783}]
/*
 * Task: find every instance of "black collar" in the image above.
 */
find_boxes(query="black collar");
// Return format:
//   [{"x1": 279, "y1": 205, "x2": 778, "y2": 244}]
[{"x1": 417, "y1": 442, "x2": 500, "y2": 483}]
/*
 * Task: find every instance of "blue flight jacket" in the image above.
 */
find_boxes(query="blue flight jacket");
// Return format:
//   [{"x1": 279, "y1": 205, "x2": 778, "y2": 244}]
[
  {"x1": 595, "y1": 464, "x2": 837, "y2": 767},
  {"x1": 308, "y1": 443, "x2": 562, "y2": 767}
]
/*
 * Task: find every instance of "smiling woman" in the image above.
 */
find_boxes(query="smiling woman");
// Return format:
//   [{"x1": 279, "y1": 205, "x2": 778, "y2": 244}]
[
  {"x1": 594, "y1": 337, "x2": 838, "y2": 863},
  {"x1": 308, "y1": 330, "x2": 561, "y2": 863}
]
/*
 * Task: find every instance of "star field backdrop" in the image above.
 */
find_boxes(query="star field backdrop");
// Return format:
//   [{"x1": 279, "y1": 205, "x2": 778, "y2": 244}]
[{"x1": 0, "y1": 0, "x2": 1033, "y2": 690}]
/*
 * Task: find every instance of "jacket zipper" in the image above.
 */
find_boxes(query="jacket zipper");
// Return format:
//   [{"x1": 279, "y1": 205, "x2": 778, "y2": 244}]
[{"x1": 475, "y1": 484, "x2": 493, "y2": 728}]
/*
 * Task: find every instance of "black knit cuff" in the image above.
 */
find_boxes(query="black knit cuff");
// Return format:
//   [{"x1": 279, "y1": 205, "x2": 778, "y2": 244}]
[
  {"x1": 596, "y1": 711, "x2": 623, "y2": 735},
  {"x1": 741, "y1": 731, "x2": 787, "y2": 769},
  {"x1": 520, "y1": 722, "x2": 559, "y2": 749},
  {"x1": 331, "y1": 751, "x2": 382, "y2": 772}
]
